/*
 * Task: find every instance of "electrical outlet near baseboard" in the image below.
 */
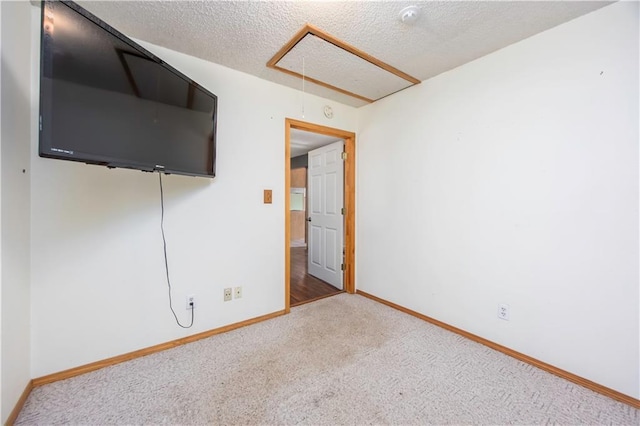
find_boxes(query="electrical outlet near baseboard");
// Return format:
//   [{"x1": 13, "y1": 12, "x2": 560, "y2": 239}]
[
  {"x1": 186, "y1": 294, "x2": 195, "y2": 310},
  {"x1": 224, "y1": 288, "x2": 232, "y2": 302},
  {"x1": 498, "y1": 304, "x2": 510, "y2": 321},
  {"x1": 234, "y1": 286, "x2": 242, "y2": 299}
]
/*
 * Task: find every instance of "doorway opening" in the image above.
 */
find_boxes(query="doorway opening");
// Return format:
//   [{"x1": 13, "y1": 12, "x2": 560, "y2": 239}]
[
  {"x1": 291, "y1": 138, "x2": 344, "y2": 306},
  {"x1": 285, "y1": 119, "x2": 356, "y2": 313}
]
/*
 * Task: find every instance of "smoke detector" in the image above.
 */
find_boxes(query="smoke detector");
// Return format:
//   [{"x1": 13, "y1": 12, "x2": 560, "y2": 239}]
[{"x1": 399, "y1": 6, "x2": 420, "y2": 25}]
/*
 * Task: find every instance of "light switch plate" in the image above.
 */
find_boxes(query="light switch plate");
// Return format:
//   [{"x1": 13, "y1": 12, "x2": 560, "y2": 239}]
[{"x1": 264, "y1": 189, "x2": 272, "y2": 204}]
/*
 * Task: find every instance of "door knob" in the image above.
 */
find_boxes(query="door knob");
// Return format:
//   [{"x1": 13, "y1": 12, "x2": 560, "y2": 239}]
[{"x1": 307, "y1": 217, "x2": 312, "y2": 222}]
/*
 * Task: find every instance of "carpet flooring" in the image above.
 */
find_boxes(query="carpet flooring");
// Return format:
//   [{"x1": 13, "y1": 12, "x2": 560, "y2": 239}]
[{"x1": 16, "y1": 294, "x2": 639, "y2": 425}]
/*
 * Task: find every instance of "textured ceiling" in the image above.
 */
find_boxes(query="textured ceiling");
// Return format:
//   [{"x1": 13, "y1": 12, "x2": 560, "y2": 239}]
[{"x1": 77, "y1": 1, "x2": 612, "y2": 108}]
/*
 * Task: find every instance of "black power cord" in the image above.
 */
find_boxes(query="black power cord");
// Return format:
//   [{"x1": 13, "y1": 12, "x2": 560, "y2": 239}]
[{"x1": 159, "y1": 171, "x2": 194, "y2": 328}]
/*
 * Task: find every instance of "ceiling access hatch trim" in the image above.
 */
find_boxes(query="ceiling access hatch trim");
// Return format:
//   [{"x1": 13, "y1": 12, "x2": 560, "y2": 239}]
[{"x1": 267, "y1": 24, "x2": 421, "y2": 104}]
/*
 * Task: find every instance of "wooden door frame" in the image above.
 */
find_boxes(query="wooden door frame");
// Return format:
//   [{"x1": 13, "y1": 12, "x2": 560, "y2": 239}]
[{"x1": 285, "y1": 118, "x2": 356, "y2": 313}]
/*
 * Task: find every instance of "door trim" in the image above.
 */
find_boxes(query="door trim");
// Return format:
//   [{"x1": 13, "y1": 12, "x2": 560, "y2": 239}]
[{"x1": 285, "y1": 118, "x2": 356, "y2": 313}]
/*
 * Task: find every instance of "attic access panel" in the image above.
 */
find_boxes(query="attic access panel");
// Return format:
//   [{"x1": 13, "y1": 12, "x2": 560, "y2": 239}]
[{"x1": 267, "y1": 24, "x2": 420, "y2": 103}]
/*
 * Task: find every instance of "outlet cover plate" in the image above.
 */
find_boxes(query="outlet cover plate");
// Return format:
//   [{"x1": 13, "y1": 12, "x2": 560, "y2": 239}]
[
  {"x1": 498, "y1": 304, "x2": 510, "y2": 321},
  {"x1": 186, "y1": 294, "x2": 195, "y2": 310},
  {"x1": 224, "y1": 288, "x2": 232, "y2": 302}
]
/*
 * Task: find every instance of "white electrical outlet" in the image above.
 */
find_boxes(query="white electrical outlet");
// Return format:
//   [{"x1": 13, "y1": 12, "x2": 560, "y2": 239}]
[
  {"x1": 186, "y1": 294, "x2": 196, "y2": 310},
  {"x1": 234, "y1": 286, "x2": 242, "y2": 299},
  {"x1": 224, "y1": 288, "x2": 232, "y2": 302},
  {"x1": 498, "y1": 304, "x2": 510, "y2": 321}
]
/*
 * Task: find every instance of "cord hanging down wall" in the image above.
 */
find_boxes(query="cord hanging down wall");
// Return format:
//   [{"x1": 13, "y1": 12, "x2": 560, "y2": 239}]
[{"x1": 158, "y1": 172, "x2": 194, "y2": 328}]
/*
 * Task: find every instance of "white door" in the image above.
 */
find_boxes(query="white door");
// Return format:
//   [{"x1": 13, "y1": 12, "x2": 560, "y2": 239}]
[{"x1": 307, "y1": 140, "x2": 344, "y2": 289}]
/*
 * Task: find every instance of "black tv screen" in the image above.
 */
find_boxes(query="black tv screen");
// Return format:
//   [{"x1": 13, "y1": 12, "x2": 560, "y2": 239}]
[{"x1": 39, "y1": 1, "x2": 217, "y2": 178}]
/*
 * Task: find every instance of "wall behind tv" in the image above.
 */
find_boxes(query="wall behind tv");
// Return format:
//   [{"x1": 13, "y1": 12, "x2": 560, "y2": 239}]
[
  {"x1": 356, "y1": 1, "x2": 639, "y2": 399},
  {"x1": 1, "y1": 1, "x2": 33, "y2": 422},
  {"x1": 28, "y1": 3, "x2": 357, "y2": 377}
]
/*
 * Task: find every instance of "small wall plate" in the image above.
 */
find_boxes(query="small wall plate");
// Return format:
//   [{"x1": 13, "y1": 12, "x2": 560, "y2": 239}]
[{"x1": 323, "y1": 105, "x2": 333, "y2": 119}]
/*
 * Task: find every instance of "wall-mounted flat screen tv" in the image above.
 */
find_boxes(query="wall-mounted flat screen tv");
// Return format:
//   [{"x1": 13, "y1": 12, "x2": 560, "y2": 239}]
[{"x1": 39, "y1": 0, "x2": 217, "y2": 178}]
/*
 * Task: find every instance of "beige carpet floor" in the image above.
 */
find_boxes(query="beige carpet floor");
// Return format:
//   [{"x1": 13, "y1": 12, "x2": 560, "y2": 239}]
[{"x1": 16, "y1": 294, "x2": 639, "y2": 425}]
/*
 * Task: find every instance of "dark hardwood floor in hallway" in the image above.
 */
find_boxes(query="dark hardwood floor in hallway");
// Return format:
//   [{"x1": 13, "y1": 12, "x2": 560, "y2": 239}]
[{"x1": 290, "y1": 246, "x2": 342, "y2": 307}]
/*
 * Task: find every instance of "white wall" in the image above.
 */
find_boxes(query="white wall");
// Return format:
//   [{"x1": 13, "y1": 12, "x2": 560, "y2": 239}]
[
  {"x1": 1, "y1": 0, "x2": 33, "y2": 422},
  {"x1": 0, "y1": 1, "x2": 3, "y2": 417},
  {"x1": 0, "y1": 0, "x2": 3, "y2": 416},
  {"x1": 356, "y1": 1, "x2": 639, "y2": 399},
  {"x1": 29, "y1": 4, "x2": 357, "y2": 377}
]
